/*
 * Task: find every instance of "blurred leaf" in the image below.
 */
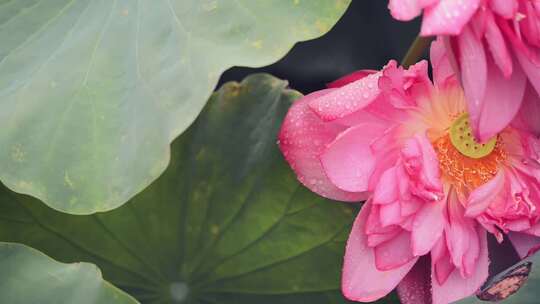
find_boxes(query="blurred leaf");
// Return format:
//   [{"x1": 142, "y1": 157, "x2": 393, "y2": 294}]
[
  {"x1": 0, "y1": 74, "x2": 357, "y2": 303},
  {"x1": 0, "y1": 0, "x2": 350, "y2": 214},
  {"x1": 0, "y1": 242, "x2": 137, "y2": 304}
]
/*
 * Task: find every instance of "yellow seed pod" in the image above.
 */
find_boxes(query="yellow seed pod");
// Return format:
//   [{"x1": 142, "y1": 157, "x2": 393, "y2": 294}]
[{"x1": 449, "y1": 113, "x2": 496, "y2": 159}]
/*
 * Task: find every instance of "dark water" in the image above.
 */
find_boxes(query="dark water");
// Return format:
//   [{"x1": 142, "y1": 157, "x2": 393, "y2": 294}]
[{"x1": 217, "y1": 1, "x2": 422, "y2": 94}]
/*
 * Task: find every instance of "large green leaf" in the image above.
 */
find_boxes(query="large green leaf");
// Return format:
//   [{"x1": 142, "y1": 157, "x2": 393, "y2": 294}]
[
  {"x1": 0, "y1": 0, "x2": 350, "y2": 214},
  {"x1": 0, "y1": 242, "x2": 138, "y2": 304},
  {"x1": 0, "y1": 74, "x2": 357, "y2": 303}
]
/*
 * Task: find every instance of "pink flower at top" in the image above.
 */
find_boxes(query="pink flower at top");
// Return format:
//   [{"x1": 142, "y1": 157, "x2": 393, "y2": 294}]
[
  {"x1": 388, "y1": 0, "x2": 540, "y2": 142},
  {"x1": 278, "y1": 39, "x2": 540, "y2": 304}
]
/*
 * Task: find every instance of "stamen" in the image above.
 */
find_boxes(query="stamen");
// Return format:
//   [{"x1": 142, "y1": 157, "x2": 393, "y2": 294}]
[{"x1": 434, "y1": 134, "x2": 506, "y2": 192}]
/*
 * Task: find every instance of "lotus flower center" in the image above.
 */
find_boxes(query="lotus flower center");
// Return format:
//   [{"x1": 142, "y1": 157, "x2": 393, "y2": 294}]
[
  {"x1": 449, "y1": 113, "x2": 496, "y2": 159},
  {"x1": 433, "y1": 113, "x2": 506, "y2": 192}
]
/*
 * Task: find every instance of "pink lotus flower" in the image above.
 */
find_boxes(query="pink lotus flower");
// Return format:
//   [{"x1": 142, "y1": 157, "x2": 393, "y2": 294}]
[
  {"x1": 278, "y1": 39, "x2": 540, "y2": 304},
  {"x1": 388, "y1": 0, "x2": 540, "y2": 142}
]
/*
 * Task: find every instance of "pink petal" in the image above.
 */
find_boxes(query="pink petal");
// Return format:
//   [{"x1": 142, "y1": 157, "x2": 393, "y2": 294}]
[
  {"x1": 445, "y1": 189, "x2": 473, "y2": 269},
  {"x1": 373, "y1": 167, "x2": 398, "y2": 205},
  {"x1": 525, "y1": 221, "x2": 540, "y2": 236},
  {"x1": 421, "y1": 0, "x2": 481, "y2": 36},
  {"x1": 327, "y1": 70, "x2": 377, "y2": 88},
  {"x1": 431, "y1": 233, "x2": 447, "y2": 261},
  {"x1": 379, "y1": 201, "x2": 403, "y2": 227},
  {"x1": 465, "y1": 169, "x2": 505, "y2": 217},
  {"x1": 483, "y1": 11, "x2": 513, "y2": 78},
  {"x1": 432, "y1": 235, "x2": 456, "y2": 285},
  {"x1": 506, "y1": 218, "x2": 531, "y2": 231},
  {"x1": 308, "y1": 70, "x2": 382, "y2": 121},
  {"x1": 388, "y1": 0, "x2": 423, "y2": 21},
  {"x1": 320, "y1": 123, "x2": 386, "y2": 193},
  {"x1": 331, "y1": 106, "x2": 391, "y2": 127},
  {"x1": 401, "y1": 196, "x2": 424, "y2": 217},
  {"x1": 420, "y1": 1, "x2": 440, "y2": 8},
  {"x1": 278, "y1": 90, "x2": 365, "y2": 202},
  {"x1": 476, "y1": 53, "x2": 526, "y2": 141},
  {"x1": 515, "y1": 46, "x2": 540, "y2": 97},
  {"x1": 397, "y1": 256, "x2": 432, "y2": 304},
  {"x1": 361, "y1": 92, "x2": 410, "y2": 123},
  {"x1": 499, "y1": 17, "x2": 540, "y2": 66},
  {"x1": 382, "y1": 60, "x2": 432, "y2": 107},
  {"x1": 470, "y1": 7, "x2": 488, "y2": 38},
  {"x1": 401, "y1": 134, "x2": 443, "y2": 199},
  {"x1": 508, "y1": 231, "x2": 540, "y2": 258},
  {"x1": 434, "y1": 255, "x2": 455, "y2": 285},
  {"x1": 489, "y1": 0, "x2": 518, "y2": 18},
  {"x1": 414, "y1": 133, "x2": 442, "y2": 192},
  {"x1": 342, "y1": 203, "x2": 418, "y2": 302},
  {"x1": 462, "y1": 223, "x2": 481, "y2": 277},
  {"x1": 412, "y1": 201, "x2": 445, "y2": 256},
  {"x1": 366, "y1": 205, "x2": 400, "y2": 235},
  {"x1": 430, "y1": 37, "x2": 456, "y2": 87},
  {"x1": 375, "y1": 230, "x2": 415, "y2": 270},
  {"x1": 457, "y1": 25, "x2": 487, "y2": 139},
  {"x1": 400, "y1": 216, "x2": 415, "y2": 231},
  {"x1": 522, "y1": 2, "x2": 540, "y2": 47},
  {"x1": 398, "y1": 165, "x2": 412, "y2": 199},
  {"x1": 367, "y1": 228, "x2": 402, "y2": 247},
  {"x1": 512, "y1": 82, "x2": 540, "y2": 135},
  {"x1": 431, "y1": 228, "x2": 489, "y2": 304}
]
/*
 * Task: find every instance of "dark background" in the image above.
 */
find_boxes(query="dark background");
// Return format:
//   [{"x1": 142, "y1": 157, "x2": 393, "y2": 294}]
[{"x1": 218, "y1": 1, "x2": 422, "y2": 94}]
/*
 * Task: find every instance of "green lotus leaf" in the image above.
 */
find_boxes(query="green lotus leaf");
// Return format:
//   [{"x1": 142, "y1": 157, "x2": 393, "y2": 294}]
[
  {"x1": 0, "y1": 74, "x2": 357, "y2": 303},
  {"x1": 0, "y1": 242, "x2": 138, "y2": 304},
  {"x1": 0, "y1": 0, "x2": 350, "y2": 214}
]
